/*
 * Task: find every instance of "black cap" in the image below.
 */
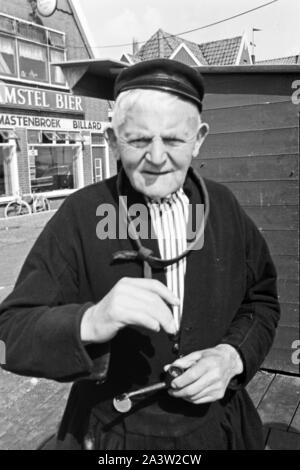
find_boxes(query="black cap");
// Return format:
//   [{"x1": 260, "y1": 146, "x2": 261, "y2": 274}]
[{"x1": 114, "y1": 59, "x2": 205, "y2": 111}]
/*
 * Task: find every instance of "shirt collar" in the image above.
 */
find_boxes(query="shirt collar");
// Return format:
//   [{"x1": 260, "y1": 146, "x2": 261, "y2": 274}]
[{"x1": 146, "y1": 187, "x2": 188, "y2": 206}]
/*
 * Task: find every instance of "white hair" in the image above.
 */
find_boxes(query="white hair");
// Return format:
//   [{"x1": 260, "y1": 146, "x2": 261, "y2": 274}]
[{"x1": 111, "y1": 88, "x2": 201, "y2": 137}]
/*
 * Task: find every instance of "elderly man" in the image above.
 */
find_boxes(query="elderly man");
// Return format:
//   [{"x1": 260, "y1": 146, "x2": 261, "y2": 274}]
[{"x1": 0, "y1": 59, "x2": 279, "y2": 450}]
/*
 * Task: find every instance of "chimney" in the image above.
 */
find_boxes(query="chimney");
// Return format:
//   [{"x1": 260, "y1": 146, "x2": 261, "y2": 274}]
[
  {"x1": 251, "y1": 54, "x2": 255, "y2": 64},
  {"x1": 132, "y1": 38, "x2": 139, "y2": 56}
]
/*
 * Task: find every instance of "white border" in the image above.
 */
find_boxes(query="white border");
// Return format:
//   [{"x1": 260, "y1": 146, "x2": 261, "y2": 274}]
[
  {"x1": 235, "y1": 33, "x2": 253, "y2": 65},
  {"x1": 170, "y1": 43, "x2": 202, "y2": 66}
]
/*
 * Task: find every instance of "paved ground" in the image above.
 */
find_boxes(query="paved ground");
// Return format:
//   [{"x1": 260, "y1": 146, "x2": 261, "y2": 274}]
[
  {"x1": 0, "y1": 211, "x2": 70, "y2": 450},
  {"x1": 0, "y1": 211, "x2": 299, "y2": 449}
]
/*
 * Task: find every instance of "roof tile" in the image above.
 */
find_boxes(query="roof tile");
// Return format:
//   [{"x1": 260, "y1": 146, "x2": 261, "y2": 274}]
[
  {"x1": 199, "y1": 36, "x2": 242, "y2": 65},
  {"x1": 256, "y1": 55, "x2": 299, "y2": 65},
  {"x1": 132, "y1": 30, "x2": 242, "y2": 66}
]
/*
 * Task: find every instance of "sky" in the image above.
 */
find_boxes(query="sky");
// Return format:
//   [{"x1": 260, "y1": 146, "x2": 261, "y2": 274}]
[{"x1": 78, "y1": 0, "x2": 300, "y2": 61}]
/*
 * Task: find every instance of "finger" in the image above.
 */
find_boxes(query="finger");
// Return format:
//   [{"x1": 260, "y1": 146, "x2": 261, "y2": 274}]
[
  {"x1": 171, "y1": 359, "x2": 209, "y2": 389},
  {"x1": 124, "y1": 278, "x2": 180, "y2": 306},
  {"x1": 191, "y1": 396, "x2": 217, "y2": 404},
  {"x1": 123, "y1": 310, "x2": 161, "y2": 333},
  {"x1": 170, "y1": 351, "x2": 203, "y2": 370},
  {"x1": 114, "y1": 285, "x2": 177, "y2": 334},
  {"x1": 170, "y1": 371, "x2": 218, "y2": 398},
  {"x1": 129, "y1": 296, "x2": 176, "y2": 335},
  {"x1": 123, "y1": 302, "x2": 176, "y2": 335},
  {"x1": 172, "y1": 385, "x2": 220, "y2": 404},
  {"x1": 147, "y1": 299, "x2": 177, "y2": 335}
]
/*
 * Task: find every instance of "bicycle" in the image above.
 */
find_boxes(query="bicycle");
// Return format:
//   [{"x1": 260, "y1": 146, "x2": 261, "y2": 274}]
[
  {"x1": 5, "y1": 193, "x2": 50, "y2": 217},
  {"x1": 30, "y1": 193, "x2": 51, "y2": 213},
  {"x1": 4, "y1": 194, "x2": 32, "y2": 217}
]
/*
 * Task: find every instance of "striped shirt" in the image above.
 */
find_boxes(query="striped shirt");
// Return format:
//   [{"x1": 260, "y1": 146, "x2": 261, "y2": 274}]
[{"x1": 146, "y1": 188, "x2": 189, "y2": 331}]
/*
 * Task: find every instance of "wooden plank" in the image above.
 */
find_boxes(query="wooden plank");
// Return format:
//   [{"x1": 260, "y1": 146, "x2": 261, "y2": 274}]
[
  {"x1": 273, "y1": 325, "x2": 300, "y2": 349},
  {"x1": 263, "y1": 347, "x2": 299, "y2": 374},
  {"x1": 194, "y1": 153, "x2": 299, "y2": 181},
  {"x1": 257, "y1": 374, "x2": 300, "y2": 430},
  {"x1": 290, "y1": 404, "x2": 300, "y2": 433},
  {"x1": 203, "y1": 73, "x2": 297, "y2": 100},
  {"x1": 260, "y1": 230, "x2": 298, "y2": 256},
  {"x1": 244, "y1": 207, "x2": 299, "y2": 231},
  {"x1": 204, "y1": 94, "x2": 290, "y2": 110},
  {"x1": 277, "y1": 303, "x2": 300, "y2": 327},
  {"x1": 272, "y1": 256, "x2": 299, "y2": 280},
  {"x1": 278, "y1": 279, "x2": 299, "y2": 303},
  {"x1": 224, "y1": 181, "x2": 299, "y2": 207},
  {"x1": 201, "y1": 127, "x2": 298, "y2": 158},
  {"x1": 246, "y1": 370, "x2": 275, "y2": 408},
  {"x1": 267, "y1": 428, "x2": 300, "y2": 450},
  {"x1": 202, "y1": 101, "x2": 298, "y2": 133}
]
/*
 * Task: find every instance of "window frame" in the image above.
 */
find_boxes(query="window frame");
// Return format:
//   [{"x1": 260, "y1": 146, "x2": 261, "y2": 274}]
[
  {"x1": 91, "y1": 132, "x2": 109, "y2": 182},
  {"x1": 0, "y1": 13, "x2": 67, "y2": 88},
  {"x1": 18, "y1": 38, "x2": 49, "y2": 83},
  {"x1": 0, "y1": 34, "x2": 17, "y2": 78},
  {"x1": 27, "y1": 129, "x2": 83, "y2": 196}
]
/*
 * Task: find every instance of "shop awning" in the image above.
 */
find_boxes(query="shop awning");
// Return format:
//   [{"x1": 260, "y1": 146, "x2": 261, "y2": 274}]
[{"x1": 54, "y1": 58, "x2": 128, "y2": 100}]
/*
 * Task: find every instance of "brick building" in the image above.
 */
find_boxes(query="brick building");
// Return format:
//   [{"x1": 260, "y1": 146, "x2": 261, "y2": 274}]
[{"x1": 0, "y1": 0, "x2": 113, "y2": 207}]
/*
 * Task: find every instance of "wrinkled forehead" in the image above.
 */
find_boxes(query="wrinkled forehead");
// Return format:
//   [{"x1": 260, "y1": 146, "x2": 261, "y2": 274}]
[
  {"x1": 119, "y1": 88, "x2": 199, "y2": 112},
  {"x1": 121, "y1": 89, "x2": 200, "y2": 124},
  {"x1": 111, "y1": 88, "x2": 202, "y2": 139}
]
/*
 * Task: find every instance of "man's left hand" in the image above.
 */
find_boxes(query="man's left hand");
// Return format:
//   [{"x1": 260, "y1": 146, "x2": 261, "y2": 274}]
[{"x1": 167, "y1": 344, "x2": 244, "y2": 404}]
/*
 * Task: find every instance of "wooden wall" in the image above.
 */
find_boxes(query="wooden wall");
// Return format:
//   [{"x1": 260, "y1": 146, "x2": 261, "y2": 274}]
[{"x1": 195, "y1": 71, "x2": 299, "y2": 374}]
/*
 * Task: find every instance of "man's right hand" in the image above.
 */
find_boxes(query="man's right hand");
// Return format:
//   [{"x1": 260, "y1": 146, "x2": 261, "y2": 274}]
[{"x1": 80, "y1": 277, "x2": 179, "y2": 343}]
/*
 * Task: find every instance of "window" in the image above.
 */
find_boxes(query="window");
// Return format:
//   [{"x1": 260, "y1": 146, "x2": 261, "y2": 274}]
[
  {"x1": 41, "y1": 131, "x2": 55, "y2": 143},
  {"x1": 28, "y1": 130, "x2": 82, "y2": 193},
  {"x1": 0, "y1": 13, "x2": 66, "y2": 86},
  {"x1": 92, "y1": 147, "x2": 105, "y2": 183},
  {"x1": 0, "y1": 36, "x2": 16, "y2": 76},
  {"x1": 0, "y1": 131, "x2": 13, "y2": 196},
  {"x1": 0, "y1": 131, "x2": 10, "y2": 143},
  {"x1": 27, "y1": 130, "x2": 40, "y2": 144},
  {"x1": 18, "y1": 40, "x2": 48, "y2": 82},
  {"x1": 91, "y1": 134, "x2": 107, "y2": 183},
  {"x1": 0, "y1": 147, "x2": 6, "y2": 196},
  {"x1": 68, "y1": 132, "x2": 77, "y2": 144},
  {"x1": 31, "y1": 147, "x2": 75, "y2": 192},
  {"x1": 0, "y1": 15, "x2": 15, "y2": 35},
  {"x1": 49, "y1": 31, "x2": 65, "y2": 48},
  {"x1": 17, "y1": 21, "x2": 47, "y2": 45},
  {"x1": 55, "y1": 132, "x2": 67, "y2": 144},
  {"x1": 94, "y1": 158, "x2": 103, "y2": 183},
  {"x1": 50, "y1": 49, "x2": 65, "y2": 84},
  {"x1": 28, "y1": 130, "x2": 80, "y2": 145}
]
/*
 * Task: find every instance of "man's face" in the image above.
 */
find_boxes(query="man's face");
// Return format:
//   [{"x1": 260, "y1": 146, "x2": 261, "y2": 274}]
[{"x1": 111, "y1": 92, "x2": 208, "y2": 199}]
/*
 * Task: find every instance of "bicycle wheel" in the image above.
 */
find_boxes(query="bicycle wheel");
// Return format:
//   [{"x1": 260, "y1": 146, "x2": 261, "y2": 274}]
[
  {"x1": 5, "y1": 201, "x2": 31, "y2": 217},
  {"x1": 19, "y1": 200, "x2": 31, "y2": 215},
  {"x1": 5, "y1": 201, "x2": 21, "y2": 217},
  {"x1": 44, "y1": 197, "x2": 50, "y2": 211},
  {"x1": 33, "y1": 196, "x2": 50, "y2": 212}
]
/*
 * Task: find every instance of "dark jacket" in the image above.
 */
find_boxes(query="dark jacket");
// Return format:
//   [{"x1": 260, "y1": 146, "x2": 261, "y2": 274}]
[{"x1": 0, "y1": 169, "x2": 280, "y2": 449}]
